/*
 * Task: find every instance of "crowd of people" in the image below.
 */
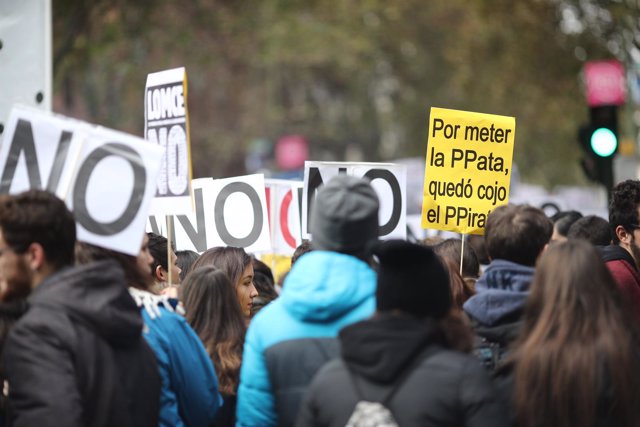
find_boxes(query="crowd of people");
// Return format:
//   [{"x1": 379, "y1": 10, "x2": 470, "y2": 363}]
[{"x1": 0, "y1": 175, "x2": 640, "y2": 427}]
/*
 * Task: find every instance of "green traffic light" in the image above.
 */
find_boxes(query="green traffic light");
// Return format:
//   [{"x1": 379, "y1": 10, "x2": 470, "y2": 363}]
[{"x1": 590, "y1": 127, "x2": 617, "y2": 157}]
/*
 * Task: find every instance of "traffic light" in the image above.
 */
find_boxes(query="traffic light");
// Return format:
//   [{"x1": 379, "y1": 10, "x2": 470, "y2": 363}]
[
  {"x1": 578, "y1": 105, "x2": 618, "y2": 192},
  {"x1": 588, "y1": 105, "x2": 618, "y2": 157}
]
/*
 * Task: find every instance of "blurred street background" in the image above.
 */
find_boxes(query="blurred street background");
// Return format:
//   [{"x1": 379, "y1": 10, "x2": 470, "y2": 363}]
[{"x1": 2, "y1": 0, "x2": 640, "y2": 214}]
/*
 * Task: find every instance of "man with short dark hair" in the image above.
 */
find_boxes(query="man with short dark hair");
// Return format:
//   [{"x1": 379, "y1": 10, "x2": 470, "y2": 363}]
[
  {"x1": 600, "y1": 180, "x2": 640, "y2": 319},
  {"x1": 237, "y1": 175, "x2": 380, "y2": 427},
  {"x1": 567, "y1": 215, "x2": 610, "y2": 246},
  {"x1": 147, "y1": 232, "x2": 182, "y2": 292},
  {"x1": 463, "y1": 204, "x2": 553, "y2": 371},
  {"x1": 0, "y1": 190, "x2": 160, "y2": 427}
]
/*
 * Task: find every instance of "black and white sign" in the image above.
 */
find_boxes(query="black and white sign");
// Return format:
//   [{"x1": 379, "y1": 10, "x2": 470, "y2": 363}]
[
  {"x1": 147, "y1": 174, "x2": 271, "y2": 253},
  {"x1": 144, "y1": 67, "x2": 193, "y2": 215},
  {"x1": 0, "y1": 106, "x2": 164, "y2": 256},
  {"x1": 302, "y1": 161, "x2": 407, "y2": 240}
]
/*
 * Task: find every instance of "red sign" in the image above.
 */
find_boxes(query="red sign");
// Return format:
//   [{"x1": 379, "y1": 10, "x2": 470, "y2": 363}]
[{"x1": 584, "y1": 60, "x2": 626, "y2": 107}]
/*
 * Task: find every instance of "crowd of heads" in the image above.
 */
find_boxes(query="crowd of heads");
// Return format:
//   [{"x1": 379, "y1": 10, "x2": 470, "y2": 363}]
[{"x1": 2, "y1": 176, "x2": 640, "y2": 427}]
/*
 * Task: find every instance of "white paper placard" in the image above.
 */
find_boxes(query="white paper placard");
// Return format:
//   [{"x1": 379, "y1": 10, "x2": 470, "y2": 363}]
[{"x1": 302, "y1": 161, "x2": 407, "y2": 240}]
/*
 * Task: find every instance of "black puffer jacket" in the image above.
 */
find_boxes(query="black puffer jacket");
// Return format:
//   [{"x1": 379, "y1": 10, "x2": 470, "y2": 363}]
[
  {"x1": 2, "y1": 260, "x2": 161, "y2": 427},
  {"x1": 297, "y1": 313, "x2": 509, "y2": 427},
  {"x1": 471, "y1": 316, "x2": 523, "y2": 372}
]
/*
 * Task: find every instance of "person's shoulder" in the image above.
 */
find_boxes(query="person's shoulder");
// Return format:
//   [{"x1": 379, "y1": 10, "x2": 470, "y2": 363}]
[
  {"x1": 244, "y1": 298, "x2": 291, "y2": 349},
  {"x1": 315, "y1": 358, "x2": 346, "y2": 377},
  {"x1": 13, "y1": 300, "x2": 72, "y2": 332},
  {"x1": 147, "y1": 305, "x2": 189, "y2": 331},
  {"x1": 306, "y1": 358, "x2": 346, "y2": 390},
  {"x1": 420, "y1": 348, "x2": 487, "y2": 376},
  {"x1": 5, "y1": 305, "x2": 75, "y2": 353}
]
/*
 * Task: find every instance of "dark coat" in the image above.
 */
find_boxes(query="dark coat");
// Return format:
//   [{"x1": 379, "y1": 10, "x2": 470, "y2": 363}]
[
  {"x1": 470, "y1": 316, "x2": 523, "y2": 372},
  {"x1": 297, "y1": 314, "x2": 509, "y2": 427},
  {"x1": 0, "y1": 300, "x2": 28, "y2": 425},
  {"x1": 463, "y1": 259, "x2": 532, "y2": 371},
  {"x1": 2, "y1": 260, "x2": 161, "y2": 427}
]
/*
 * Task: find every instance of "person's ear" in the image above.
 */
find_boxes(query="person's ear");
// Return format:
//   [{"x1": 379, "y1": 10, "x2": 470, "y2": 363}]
[
  {"x1": 155, "y1": 264, "x2": 166, "y2": 281},
  {"x1": 26, "y1": 242, "x2": 46, "y2": 272},
  {"x1": 616, "y1": 225, "x2": 632, "y2": 245}
]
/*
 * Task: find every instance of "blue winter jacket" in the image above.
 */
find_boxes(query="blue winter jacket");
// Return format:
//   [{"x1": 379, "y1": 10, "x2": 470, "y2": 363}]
[
  {"x1": 131, "y1": 289, "x2": 222, "y2": 427},
  {"x1": 236, "y1": 251, "x2": 376, "y2": 427}
]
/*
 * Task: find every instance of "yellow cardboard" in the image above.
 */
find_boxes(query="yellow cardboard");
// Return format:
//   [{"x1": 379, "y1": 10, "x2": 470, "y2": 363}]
[{"x1": 421, "y1": 107, "x2": 516, "y2": 235}]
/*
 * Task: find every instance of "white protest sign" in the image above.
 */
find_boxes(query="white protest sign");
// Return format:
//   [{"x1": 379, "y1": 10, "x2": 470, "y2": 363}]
[
  {"x1": 147, "y1": 174, "x2": 272, "y2": 253},
  {"x1": 302, "y1": 161, "x2": 407, "y2": 240},
  {"x1": 145, "y1": 67, "x2": 193, "y2": 215},
  {"x1": 0, "y1": 106, "x2": 83, "y2": 197},
  {"x1": 265, "y1": 179, "x2": 303, "y2": 256},
  {"x1": 147, "y1": 177, "x2": 211, "y2": 253},
  {"x1": 0, "y1": 105, "x2": 165, "y2": 256},
  {"x1": 68, "y1": 127, "x2": 164, "y2": 255}
]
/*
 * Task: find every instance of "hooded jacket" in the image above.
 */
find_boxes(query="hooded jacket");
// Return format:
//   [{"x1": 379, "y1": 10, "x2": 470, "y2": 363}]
[
  {"x1": 296, "y1": 314, "x2": 509, "y2": 427},
  {"x1": 463, "y1": 259, "x2": 532, "y2": 371},
  {"x1": 2, "y1": 260, "x2": 161, "y2": 427},
  {"x1": 599, "y1": 244, "x2": 640, "y2": 320},
  {"x1": 463, "y1": 259, "x2": 534, "y2": 327},
  {"x1": 128, "y1": 288, "x2": 222, "y2": 427},
  {"x1": 236, "y1": 251, "x2": 376, "y2": 427}
]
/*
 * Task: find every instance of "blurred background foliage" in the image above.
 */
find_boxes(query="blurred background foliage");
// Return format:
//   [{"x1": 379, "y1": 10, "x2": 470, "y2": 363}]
[{"x1": 51, "y1": 0, "x2": 637, "y2": 187}]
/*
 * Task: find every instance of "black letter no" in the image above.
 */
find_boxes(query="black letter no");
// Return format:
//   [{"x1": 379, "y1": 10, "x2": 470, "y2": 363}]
[
  {"x1": 363, "y1": 169, "x2": 402, "y2": 236},
  {"x1": 214, "y1": 182, "x2": 263, "y2": 247},
  {"x1": 73, "y1": 143, "x2": 146, "y2": 236}
]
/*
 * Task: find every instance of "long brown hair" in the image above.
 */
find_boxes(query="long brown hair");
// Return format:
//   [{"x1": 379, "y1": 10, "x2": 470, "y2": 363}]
[
  {"x1": 512, "y1": 240, "x2": 640, "y2": 427},
  {"x1": 435, "y1": 256, "x2": 475, "y2": 353},
  {"x1": 181, "y1": 266, "x2": 246, "y2": 395},
  {"x1": 190, "y1": 246, "x2": 251, "y2": 288},
  {"x1": 439, "y1": 256, "x2": 475, "y2": 309}
]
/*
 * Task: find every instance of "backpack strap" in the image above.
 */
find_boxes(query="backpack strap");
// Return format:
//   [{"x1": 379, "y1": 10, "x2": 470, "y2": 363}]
[{"x1": 346, "y1": 344, "x2": 441, "y2": 406}]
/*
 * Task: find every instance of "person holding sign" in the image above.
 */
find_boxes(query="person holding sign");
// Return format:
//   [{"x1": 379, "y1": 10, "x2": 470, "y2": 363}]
[
  {"x1": 1, "y1": 190, "x2": 161, "y2": 427},
  {"x1": 237, "y1": 175, "x2": 379, "y2": 427},
  {"x1": 463, "y1": 204, "x2": 553, "y2": 372},
  {"x1": 147, "y1": 232, "x2": 182, "y2": 297},
  {"x1": 76, "y1": 234, "x2": 222, "y2": 427}
]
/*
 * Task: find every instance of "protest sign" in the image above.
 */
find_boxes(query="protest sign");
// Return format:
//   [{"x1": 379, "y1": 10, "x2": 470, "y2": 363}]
[
  {"x1": 0, "y1": 106, "x2": 83, "y2": 197},
  {"x1": 265, "y1": 179, "x2": 303, "y2": 256},
  {"x1": 421, "y1": 107, "x2": 516, "y2": 235},
  {"x1": 0, "y1": 105, "x2": 164, "y2": 255},
  {"x1": 144, "y1": 67, "x2": 193, "y2": 215},
  {"x1": 68, "y1": 127, "x2": 164, "y2": 255},
  {"x1": 147, "y1": 174, "x2": 272, "y2": 253},
  {"x1": 302, "y1": 161, "x2": 407, "y2": 240}
]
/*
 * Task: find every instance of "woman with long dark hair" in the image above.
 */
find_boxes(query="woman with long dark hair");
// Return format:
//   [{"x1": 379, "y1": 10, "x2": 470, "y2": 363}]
[
  {"x1": 190, "y1": 247, "x2": 258, "y2": 319},
  {"x1": 181, "y1": 266, "x2": 247, "y2": 426},
  {"x1": 499, "y1": 239, "x2": 640, "y2": 427}
]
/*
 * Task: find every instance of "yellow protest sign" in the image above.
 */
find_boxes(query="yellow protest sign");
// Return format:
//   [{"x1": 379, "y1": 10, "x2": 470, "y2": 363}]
[{"x1": 421, "y1": 107, "x2": 516, "y2": 235}]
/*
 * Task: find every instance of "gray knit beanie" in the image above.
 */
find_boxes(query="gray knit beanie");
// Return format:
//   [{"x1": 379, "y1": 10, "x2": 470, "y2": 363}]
[{"x1": 310, "y1": 175, "x2": 380, "y2": 256}]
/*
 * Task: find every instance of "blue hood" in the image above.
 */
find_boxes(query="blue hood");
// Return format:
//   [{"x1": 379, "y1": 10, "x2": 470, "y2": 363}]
[
  {"x1": 279, "y1": 251, "x2": 376, "y2": 322},
  {"x1": 463, "y1": 259, "x2": 534, "y2": 326}
]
